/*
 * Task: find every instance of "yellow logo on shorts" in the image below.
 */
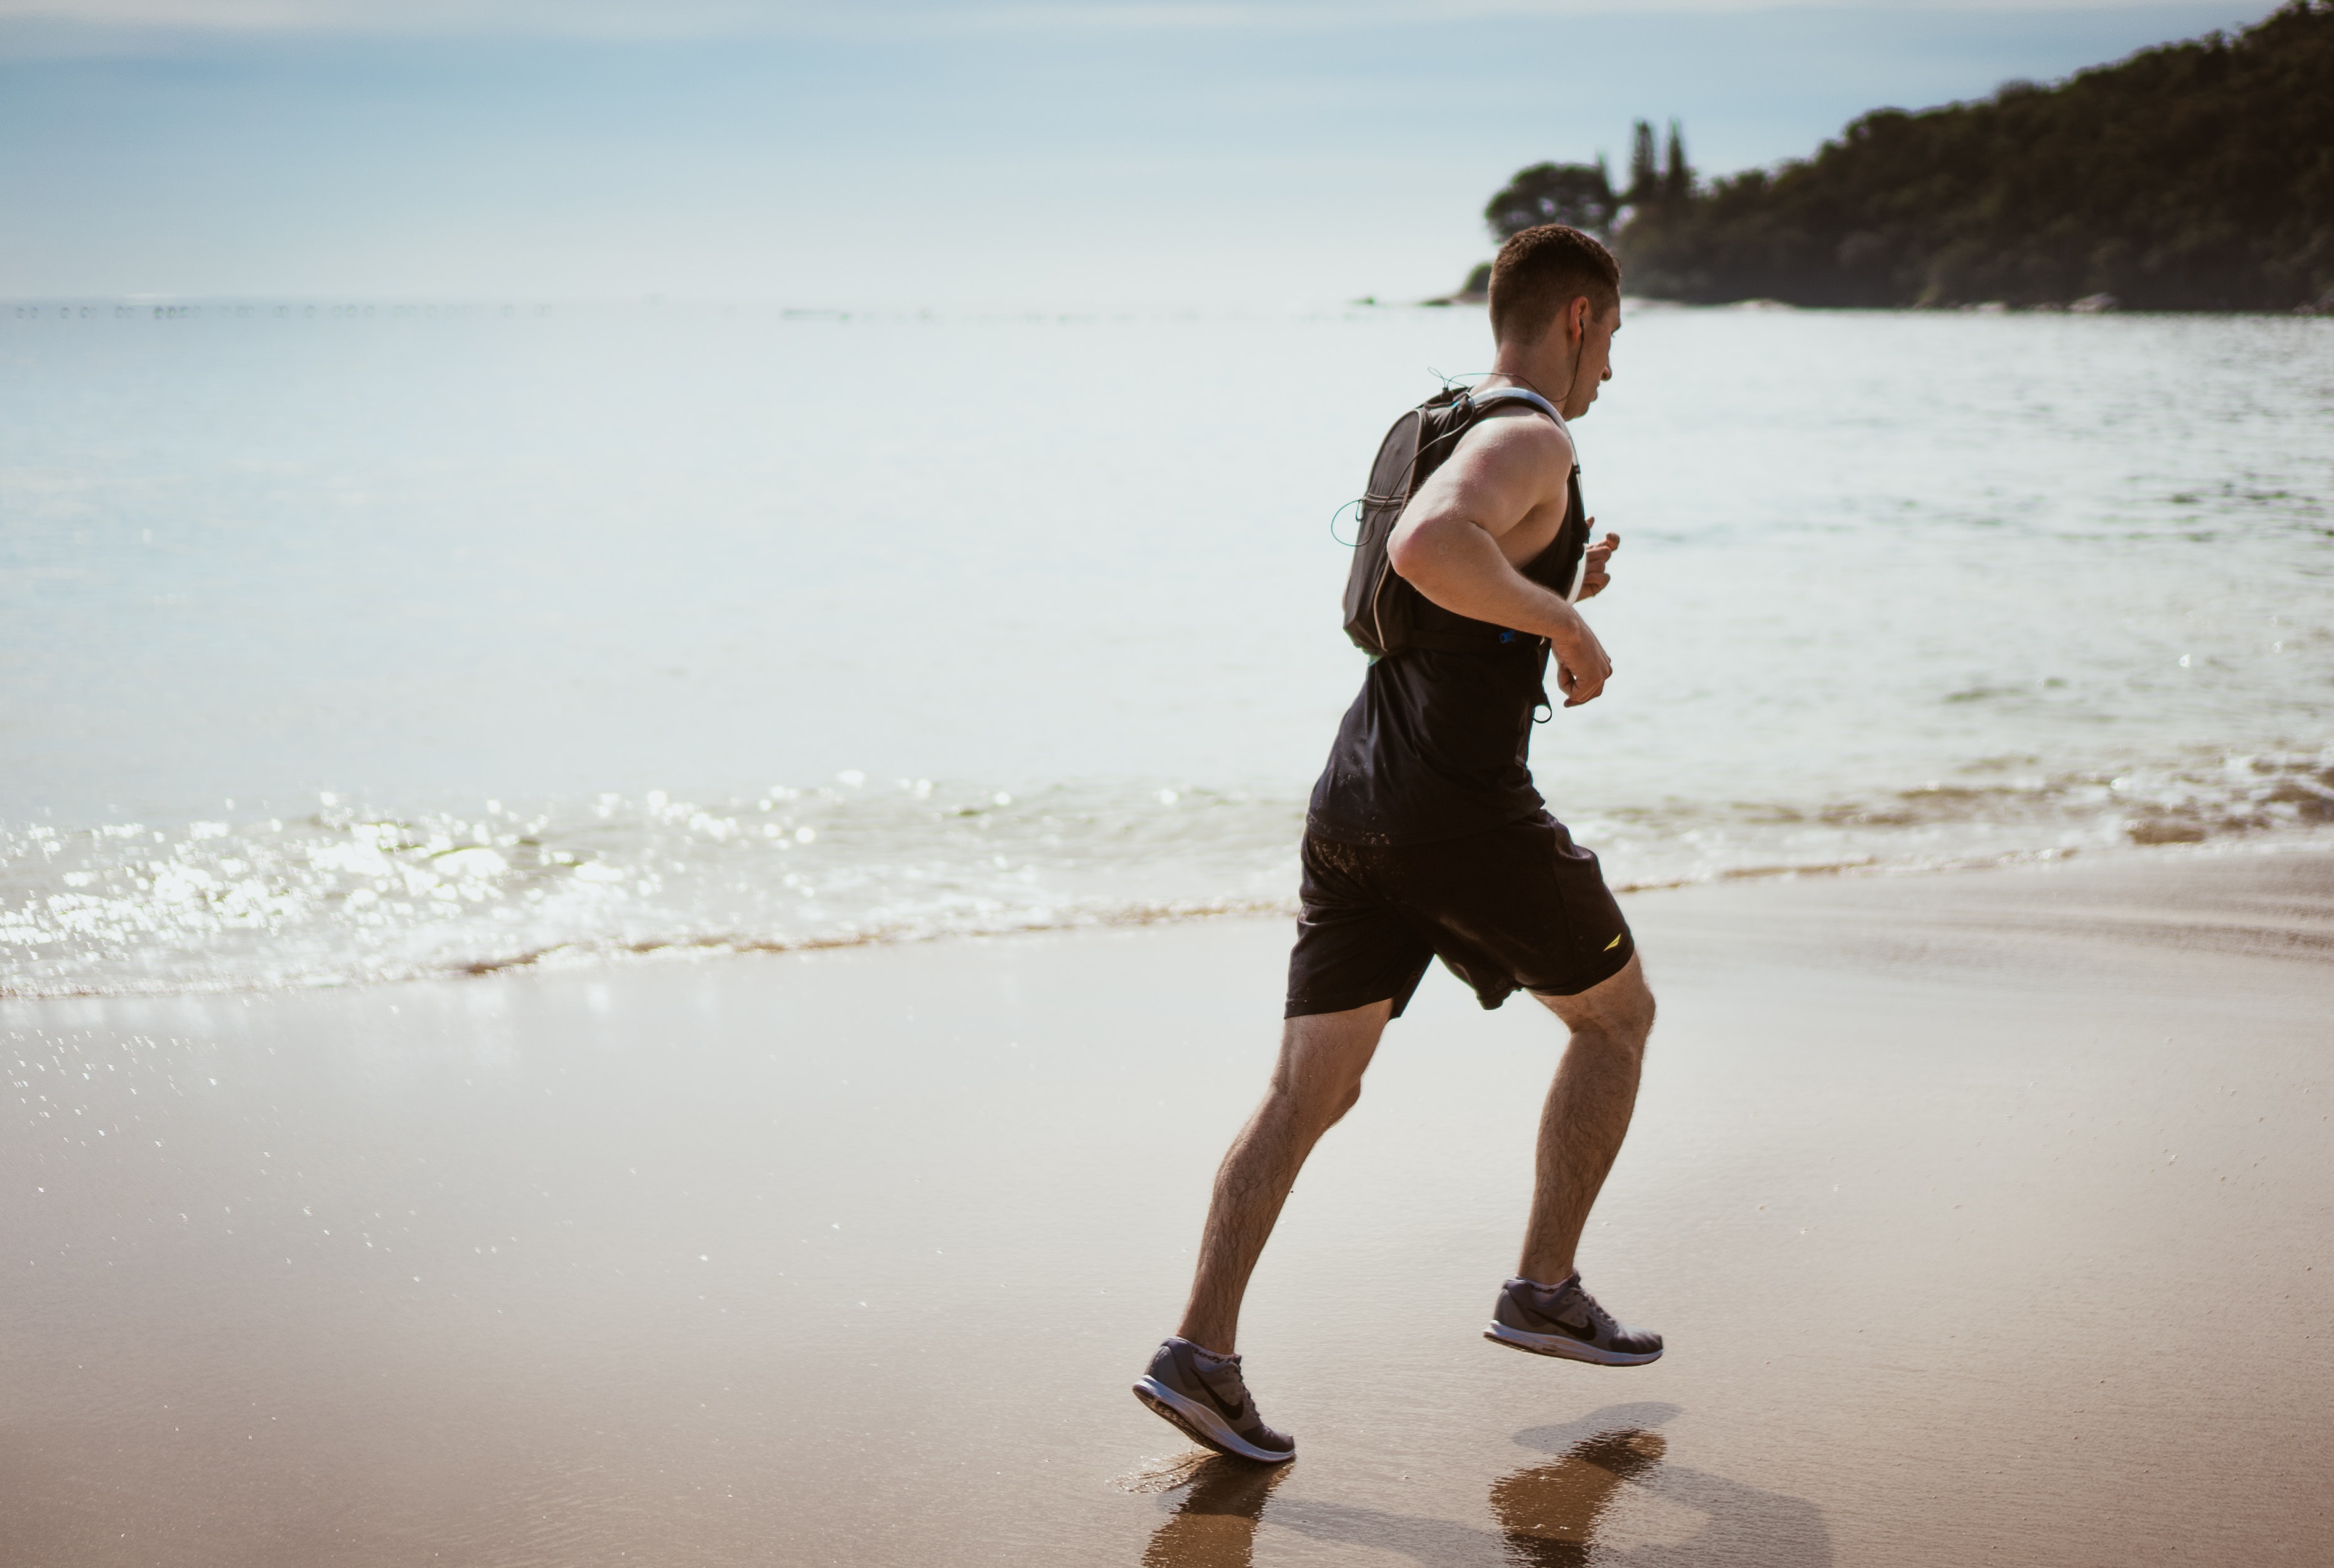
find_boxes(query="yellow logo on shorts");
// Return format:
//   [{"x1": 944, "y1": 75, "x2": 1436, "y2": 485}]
[{"x1": 1603, "y1": 933, "x2": 1623, "y2": 951}]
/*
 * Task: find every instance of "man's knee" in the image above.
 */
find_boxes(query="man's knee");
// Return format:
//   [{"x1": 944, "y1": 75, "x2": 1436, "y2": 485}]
[
  {"x1": 1603, "y1": 979, "x2": 1655, "y2": 1051},
  {"x1": 1616, "y1": 977, "x2": 1655, "y2": 1042},
  {"x1": 1266, "y1": 1063, "x2": 1367, "y2": 1134},
  {"x1": 1323, "y1": 1079, "x2": 1363, "y2": 1129},
  {"x1": 1269, "y1": 1002, "x2": 1387, "y2": 1130},
  {"x1": 1538, "y1": 953, "x2": 1655, "y2": 1043}
]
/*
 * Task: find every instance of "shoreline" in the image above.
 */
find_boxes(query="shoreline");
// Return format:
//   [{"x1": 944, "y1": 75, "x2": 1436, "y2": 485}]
[{"x1": 8, "y1": 831, "x2": 2329, "y2": 1002}]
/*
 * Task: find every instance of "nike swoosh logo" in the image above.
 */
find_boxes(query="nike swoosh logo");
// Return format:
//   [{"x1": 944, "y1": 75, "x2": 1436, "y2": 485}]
[
  {"x1": 1515, "y1": 1289, "x2": 1605, "y2": 1343},
  {"x1": 1186, "y1": 1368, "x2": 1247, "y2": 1423},
  {"x1": 1603, "y1": 933, "x2": 1623, "y2": 951}
]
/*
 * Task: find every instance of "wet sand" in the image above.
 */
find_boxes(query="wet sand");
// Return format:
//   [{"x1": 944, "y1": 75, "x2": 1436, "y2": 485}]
[{"x1": 5, "y1": 848, "x2": 2330, "y2": 1566}]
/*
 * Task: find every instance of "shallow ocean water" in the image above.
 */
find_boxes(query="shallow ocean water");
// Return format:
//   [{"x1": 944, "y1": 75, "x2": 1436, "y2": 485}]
[{"x1": 3, "y1": 300, "x2": 2330, "y2": 993}]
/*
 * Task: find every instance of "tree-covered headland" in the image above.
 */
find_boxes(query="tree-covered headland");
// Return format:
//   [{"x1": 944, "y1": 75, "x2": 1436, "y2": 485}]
[{"x1": 1476, "y1": 1, "x2": 2334, "y2": 310}]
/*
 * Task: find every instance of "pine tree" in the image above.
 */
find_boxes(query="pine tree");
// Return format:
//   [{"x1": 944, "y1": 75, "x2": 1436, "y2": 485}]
[
  {"x1": 1627, "y1": 121, "x2": 1659, "y2": 205},
  {"x1": 1662, "y1": 119, "x2": 1691, "y2": 203}
]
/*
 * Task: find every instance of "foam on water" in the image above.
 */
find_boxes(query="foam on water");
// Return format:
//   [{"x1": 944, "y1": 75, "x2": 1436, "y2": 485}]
[
  {"x1": 0, "y1": 779, "x2": 1299, "y2": 995},
  {"x1": 6, "y1": 746, "x2": 2327, "y2": 996}
]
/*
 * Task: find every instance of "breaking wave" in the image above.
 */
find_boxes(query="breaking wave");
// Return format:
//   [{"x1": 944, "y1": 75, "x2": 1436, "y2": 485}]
[{"x1": 4, "y1": 744, "x2": 2328, "y2": 997}]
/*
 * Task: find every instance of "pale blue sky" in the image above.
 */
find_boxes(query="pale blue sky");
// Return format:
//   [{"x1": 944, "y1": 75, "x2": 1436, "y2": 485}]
[{"x1": 0, "y1": 2, "x2": 2279, "y2": 305}]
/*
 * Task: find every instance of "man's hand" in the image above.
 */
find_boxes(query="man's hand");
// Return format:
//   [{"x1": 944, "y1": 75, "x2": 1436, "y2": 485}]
[
  {"x1": 1576, "y1": 528, "x2": 1620, "y2": 600},
  {"x1": 1551, "y1": 611, "x2": 1613, "y2": 707}
]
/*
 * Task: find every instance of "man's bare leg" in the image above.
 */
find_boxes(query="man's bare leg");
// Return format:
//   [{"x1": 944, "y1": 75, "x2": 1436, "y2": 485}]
[
  {"x1": 1518, "y1": 953, "x2": 1655, "y2": 1284},
  {"x1": 1175, "y1": 1000, "x2": 1392, "y2": 1355}
]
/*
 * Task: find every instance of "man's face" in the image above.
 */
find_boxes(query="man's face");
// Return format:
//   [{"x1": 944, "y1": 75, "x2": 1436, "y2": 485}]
[{"x1": 1564, "y1": 301, "x2": 1621, "y2": 420}]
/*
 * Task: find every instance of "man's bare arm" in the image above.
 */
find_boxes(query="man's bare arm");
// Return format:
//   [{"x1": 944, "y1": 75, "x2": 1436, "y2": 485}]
[{"x1": 1384, "y1": 417, "x2": 1614, "y2": 706}]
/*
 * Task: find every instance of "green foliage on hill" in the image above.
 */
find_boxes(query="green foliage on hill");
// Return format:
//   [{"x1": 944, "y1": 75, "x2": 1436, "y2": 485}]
[
  {"x1": 1486, "y1": 159, "x2": 1619, "y2": 241},
  {"x1": 1605, "y1": 1, "x2": 2334, "y2": 310},
  {"x1": 1482, "y1": 119, "x2": 1691, "y2": 247}
]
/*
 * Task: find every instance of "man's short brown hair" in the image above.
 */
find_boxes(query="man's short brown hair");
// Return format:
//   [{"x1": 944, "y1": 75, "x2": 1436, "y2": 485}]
[{"x1": 1488, "y1": 224, "x2": 1621, "y2": 346}]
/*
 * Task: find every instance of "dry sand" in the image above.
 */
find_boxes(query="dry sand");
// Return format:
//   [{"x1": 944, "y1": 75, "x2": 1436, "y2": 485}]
[{"x1": 4, "y1": 848, "x2": 2330, "y2": 1566}]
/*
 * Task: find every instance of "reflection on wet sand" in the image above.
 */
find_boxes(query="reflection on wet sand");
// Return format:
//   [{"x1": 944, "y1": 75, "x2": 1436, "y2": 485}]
[
  {"x1": 1140, "y1": 1456, "x2": 1289, "y2": 1568},
  {"x1": 1492, "y1": 1429, "x2": 1667, "y2": 1565},
  {"x1": 1503, "y1": 1405, "x2": 1834, "y2": 1566},
  {"x1": 1215, "y1": 1402, "x2": 1831, "y2": 1566}
]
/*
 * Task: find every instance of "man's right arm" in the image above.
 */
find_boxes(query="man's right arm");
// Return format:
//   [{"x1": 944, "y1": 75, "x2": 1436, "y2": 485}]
[{"x1": 1384, "y1": 420, "x2": 1613, "y2": 706}]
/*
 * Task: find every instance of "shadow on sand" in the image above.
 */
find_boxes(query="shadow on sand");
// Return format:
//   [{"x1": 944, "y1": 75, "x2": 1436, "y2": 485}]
[{"x1": 1138, "y1": 1403, "x2": 1832, "y2": 1567}]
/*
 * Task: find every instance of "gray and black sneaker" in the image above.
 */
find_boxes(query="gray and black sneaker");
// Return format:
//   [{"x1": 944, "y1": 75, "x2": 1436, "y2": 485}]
[
  {"x1": 1484, "y1": 1274, "x2": 1664, "y2": 1367},
  {"x1": 1132, "y1": 1338, "x2": 1296, "y2": 1464}
]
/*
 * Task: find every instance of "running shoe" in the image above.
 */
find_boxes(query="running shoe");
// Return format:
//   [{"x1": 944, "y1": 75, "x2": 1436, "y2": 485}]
[
  {"x1": 1483, "y1": 1274, "x2": 1664, "y2": 1366},
  {"x1": 1132, "y1": 1338, "x2": 1296, "y2": 1463}
]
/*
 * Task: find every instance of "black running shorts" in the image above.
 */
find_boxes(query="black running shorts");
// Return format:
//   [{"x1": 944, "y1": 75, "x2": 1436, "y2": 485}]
[{"x1": 1284, "y1": 814, "x2": 1635, "y2": 1019}]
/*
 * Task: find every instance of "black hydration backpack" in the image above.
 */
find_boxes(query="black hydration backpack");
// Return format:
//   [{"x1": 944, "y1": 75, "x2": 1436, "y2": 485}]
[{"x1": 1339, "y1": 383, "x2": 1581, "y2": 658}]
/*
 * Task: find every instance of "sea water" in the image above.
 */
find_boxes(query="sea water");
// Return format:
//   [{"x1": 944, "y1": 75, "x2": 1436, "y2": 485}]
[{"x1": 3, "y1": 301, "x2": 2329, "y2": 995}]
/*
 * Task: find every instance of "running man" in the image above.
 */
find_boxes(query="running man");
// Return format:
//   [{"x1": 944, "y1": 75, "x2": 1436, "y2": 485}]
[{"x1": 1134, "y1": 225, "x2": 1660, "y2": 1463}]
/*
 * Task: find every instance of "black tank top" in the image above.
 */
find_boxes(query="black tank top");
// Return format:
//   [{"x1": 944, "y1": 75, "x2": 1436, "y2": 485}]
[{"x1": 1306, "y1": 468, "x2": 1588, "y2": 847}]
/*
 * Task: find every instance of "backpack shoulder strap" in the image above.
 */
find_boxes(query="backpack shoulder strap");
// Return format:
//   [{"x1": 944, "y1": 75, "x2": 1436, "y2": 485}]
[{"x1": 1463, "y1": 386, "x2": 1568, "y2": 434}]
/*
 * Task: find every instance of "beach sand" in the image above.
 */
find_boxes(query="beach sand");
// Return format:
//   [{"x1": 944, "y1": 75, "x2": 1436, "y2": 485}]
[{"x1": 4, "y1": 847, "x2": 2330, "y2": 1566}]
